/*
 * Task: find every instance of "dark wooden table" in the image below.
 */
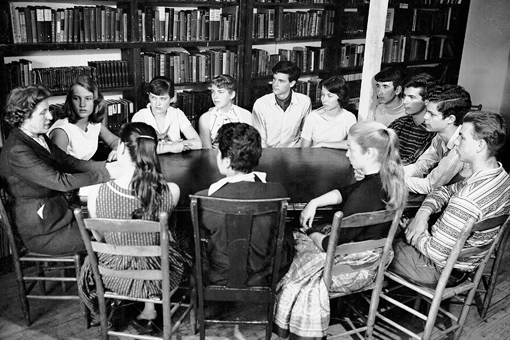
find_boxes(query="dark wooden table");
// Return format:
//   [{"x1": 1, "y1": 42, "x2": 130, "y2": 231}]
[{"x1": 158, "y1": 148, "x2": 356, "y2": 211}]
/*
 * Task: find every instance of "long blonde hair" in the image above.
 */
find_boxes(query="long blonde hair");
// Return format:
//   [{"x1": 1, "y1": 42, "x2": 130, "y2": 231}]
[{"x1": 348, "y1": 121, "x2": 407, "y2": 210}]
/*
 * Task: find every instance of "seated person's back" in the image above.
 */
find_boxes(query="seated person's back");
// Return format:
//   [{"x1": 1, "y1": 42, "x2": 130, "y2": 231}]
[{"x1": 194, "y1": 123, "x2": 293, "y2": 286}]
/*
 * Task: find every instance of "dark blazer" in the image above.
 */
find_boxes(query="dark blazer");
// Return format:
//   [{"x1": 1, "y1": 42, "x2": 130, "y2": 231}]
[
  {"x1": 0, "y1": 128, "x2": 110, "y2": 237},
  {"x1": 195, "y1": 180, "x2": 294, "y2": 286}
]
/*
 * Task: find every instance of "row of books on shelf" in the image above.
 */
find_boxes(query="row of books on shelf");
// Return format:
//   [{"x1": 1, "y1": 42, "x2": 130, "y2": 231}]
[
  {"x1": 5, "y1": 59, "x2": 130, "y2": 93},
  {"x1": 88, "y1": 60, "x2": 130, "y2": 89},
  {"x1": 339, "y1": 44, "x2": 365, "y2": 68},
  {"x1": 382, "y1": 35, "x2": 453, "y2": 63},
  {"x1": 9, "y1": 4, "x2": 127, "y2": 44},
  {"x1": 251, "y1": 46, "x2": 326, "y2": 77},
  {"x1": 139, "y1": 6, "x2": 238, "y2": 42},
  {"x1": 386, "y1": 7, "x2": 452, "y2": 34},
  {"x1": 50, "y1": 98, "x2": 133, "y2": 133},
  {"x1": 342, "y1": 9, "x2": 366, "y2": 35},
  {"x1": 252, "y1": 8, "x2": 335, "y2": 39},
  {"x1": 5, "y1": 60, "x2": 92, "y2": 92},
  {"x1": 140, "y1": 49, "x2": 237, "y2": 85},
  {"x1": 255, "y1": 0, "x2": 338, "y2": 3},
  {"x1": 175, "y1": 90, "x2": 214, "y2": 129},
  {"x1": 401, "y1": 0, "x2": 463, "y2": 4}
]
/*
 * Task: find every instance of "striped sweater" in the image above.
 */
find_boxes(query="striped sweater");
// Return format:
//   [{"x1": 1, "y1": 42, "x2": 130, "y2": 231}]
[{"x1": 415, "y1": 163, "x2": 510, "y2": 271}]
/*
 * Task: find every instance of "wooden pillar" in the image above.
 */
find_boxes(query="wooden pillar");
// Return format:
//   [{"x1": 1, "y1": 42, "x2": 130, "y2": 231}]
[{"x1": 358, "y1": 0, "x2": 388, "y2": 121}]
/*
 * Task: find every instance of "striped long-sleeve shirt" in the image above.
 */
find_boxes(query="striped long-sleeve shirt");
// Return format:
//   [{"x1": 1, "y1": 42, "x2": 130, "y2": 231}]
[
  {"x1": 388, "y1": 115, "x2": 436, "y2": 166},
  {"x1": 415, "y1": 164, "x2": 510, "y2": 271}
]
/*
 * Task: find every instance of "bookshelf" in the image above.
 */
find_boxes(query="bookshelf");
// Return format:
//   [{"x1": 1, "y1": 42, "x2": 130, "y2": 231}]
[{"x1": 0, "y1": 0, "x2": 471, "y2": 145}]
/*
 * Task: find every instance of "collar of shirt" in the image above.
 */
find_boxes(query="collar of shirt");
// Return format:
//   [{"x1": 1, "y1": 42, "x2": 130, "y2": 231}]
[
  {"x1": 208, "y1": 171, "x2": 267, "y2": 195},
  {"x1": 465, "y1": 162, "x2": 506, "y2": 185},
  {"x1": 445, "y1": 125, "x2": 462, "y2": 151},
  {"x1": 20, "y1": 126, "x2": 50, "y2": 152}
]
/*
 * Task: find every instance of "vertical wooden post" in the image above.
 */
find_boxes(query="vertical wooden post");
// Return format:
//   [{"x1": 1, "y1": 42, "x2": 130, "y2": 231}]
[{"x1": 358, "y1": 0, "x2": 388, "y2": 121}]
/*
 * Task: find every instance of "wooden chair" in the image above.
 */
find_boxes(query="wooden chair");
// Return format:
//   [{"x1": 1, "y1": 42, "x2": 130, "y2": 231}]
[
  {"x1": 0, "y1": 189, "x2": 88, "y2": 327},
  {"x1": 471, "y1": 104, "x2": 483, "y2": 111},
  {"x1": 189, "y1": 195, "x2": 289, "y2": 340},
  {"x1": 477, "y1": 219, "x2": 510, "y2": 319},
  {"x1": 323, "y1": 209, "x2": 403, "y2": 339},
  {"x1": 74, "y1": 208, "x2": 195, "y2": 340},
  {"x1": 375, "y1": 214, "x2": 510, "y2": 340}
]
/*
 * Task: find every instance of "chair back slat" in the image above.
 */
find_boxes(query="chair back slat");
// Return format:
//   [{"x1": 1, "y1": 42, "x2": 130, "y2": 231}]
[
  {"x1": 225, "y1": 214, "x2": 253, "y2": 287},
  {"x1": 98, "y1": 266, "x2": 163, "y2": 280},
  {"x1": 91, "y1": 242, "x2": 162, "y2": 257},
  {"x1": 334, "y1": 239, "x2": 387, "y2": 257},
  {"x1": 338, "y1": 210, "x2": 397, "y2": 229},
  {"x1": 83, "y1": 218, "x2": 161, "y2": 233}
]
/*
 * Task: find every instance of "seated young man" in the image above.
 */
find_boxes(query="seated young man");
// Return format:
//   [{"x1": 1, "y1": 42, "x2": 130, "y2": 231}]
[
  {"x1": 194, "y1": 122, "x2": 294, "y2": 286},
  {"x1": 388, "y1": 73, "x2": 437, "y2": 165},
  {"x1": 404, "y1": 84, "x2": 472, "y2": 194},
  {"x1": 392, "y1": 111, "x2": 510, "y2": 288},
  {"x1": 252, "y1": 61, "x2": 311, "y2": 148},
  {"x1": 367, "y1": 67, "x2": 407, "y2": 126}
]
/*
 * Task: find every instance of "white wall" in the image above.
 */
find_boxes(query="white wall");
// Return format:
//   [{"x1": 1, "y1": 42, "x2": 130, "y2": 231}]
[{"x1": 458, "y1": 0, "x2": 510, "y2": 122}]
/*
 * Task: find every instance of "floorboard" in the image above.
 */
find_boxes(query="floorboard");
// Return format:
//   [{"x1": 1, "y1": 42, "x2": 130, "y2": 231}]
[{"x1": 1, "y1": 239, "x2": 510, "y2": 340}]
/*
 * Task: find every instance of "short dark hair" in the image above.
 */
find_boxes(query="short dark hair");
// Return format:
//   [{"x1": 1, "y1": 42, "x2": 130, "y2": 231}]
[
  {"x1": 463, "y1": 111, "x2": 507, "y2": 158},
  {"x1": 147, "y1": 76, "x2": 175, "y2": 97},
  {"x1": 215, "y1": 123, "x2": 262, "y2": 174},
  {"x1": 62, "y1": 75, "x2": 107, "y2": 124},
  {"x1": 272, "y1": 61, "x2": 301, "y2": 82},
  {"x1": 211, "y1": 74, "x2": 236, "y2": 93},
  {"x1": 320, "y1": 76, "x2": 350, "y2": 108},
  {"x1": 402, "y1": 73, "x2": 436, "y2": 98},
  {"x1": 4, "y1": 85, "x2": 51, "y2": 128},
  {"x1": 374, "y1": 67, "x2": 407, "y2": 90},
  {"x1": 426, "y1": 84, "x2": 472, "y2": 126}
]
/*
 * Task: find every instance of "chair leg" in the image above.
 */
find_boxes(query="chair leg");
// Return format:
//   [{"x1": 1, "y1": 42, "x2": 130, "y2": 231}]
[
  {"x1": 73, "y1": 254, "x2": 90, "y2": 328},
  {"x1": 13, "y1": 257, "x2": 31, "y2": 326},
  {"x1": 189, "y1": 276, "x2": 198, "y2": 334}
]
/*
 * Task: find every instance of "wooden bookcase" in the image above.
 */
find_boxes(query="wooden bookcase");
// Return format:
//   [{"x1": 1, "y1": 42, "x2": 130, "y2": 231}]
[{"x1": 0, "y1": 0, "x2": 470, "y2": 145}]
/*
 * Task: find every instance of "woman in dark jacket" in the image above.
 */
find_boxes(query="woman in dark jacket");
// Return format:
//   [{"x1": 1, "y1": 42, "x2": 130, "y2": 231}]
[{"x1": 0, "y1": 85, "x2": 111, "y2": 255}]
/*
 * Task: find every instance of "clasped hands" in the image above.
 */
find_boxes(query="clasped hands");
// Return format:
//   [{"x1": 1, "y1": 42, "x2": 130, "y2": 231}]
[{"x1": 402, "y1": 211, "x2": 429, "y2": 246}]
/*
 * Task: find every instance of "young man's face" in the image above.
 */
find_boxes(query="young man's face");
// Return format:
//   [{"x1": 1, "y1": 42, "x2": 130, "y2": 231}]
[
  {"x1": 375, "y1": 81, "x2": 400, "y2": 105},
  {"x1": 272, "y1": 72, "x2": 294, "y2": 99},
  {"x1": 211, "y1": 84, "x2": 234, "y2": 112},
  {"x1": 403, "y1": 87, "x2": 426, "y2": 116},
  {"x1": 455, "y1": 122, "x2": 480, "y2": 163},
  {"x1": 423, "y1": 101, "x2": 451, "y2": 133}
]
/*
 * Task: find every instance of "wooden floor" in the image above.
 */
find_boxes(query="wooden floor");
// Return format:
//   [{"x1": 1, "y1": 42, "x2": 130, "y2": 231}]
[{"x1": 2, "y1": 240, "x2": 510, "y2": 340}]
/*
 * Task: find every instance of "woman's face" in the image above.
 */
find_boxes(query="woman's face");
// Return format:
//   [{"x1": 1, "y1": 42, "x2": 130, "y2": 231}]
[
  {"x1": 71, "y1": 85, "x2": 95, "y2": 120},
  {"x1": 346, "y1": 136, "x2": 368, "y2": 171},
  {"x1": 22, "y1": 99, "x2": 52, "y2": 135},
  {"x1": 149, "y1": 92, "x2": 173, "y2": 115},
  {"x1": 211, "y1": 84, "x2": 234, "y2": 112},
  {"x1": 321, "y1": 87, "x2": 341, "y2": 111}
]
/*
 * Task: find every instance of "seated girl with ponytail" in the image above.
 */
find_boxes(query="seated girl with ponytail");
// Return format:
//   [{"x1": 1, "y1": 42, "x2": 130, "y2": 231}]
[
  {"x1": 273, "y1": 121, "x2": 408, "y2": 340},
  {"x1": 79, "y1": 122, "x2": 192, "y2": 333}
]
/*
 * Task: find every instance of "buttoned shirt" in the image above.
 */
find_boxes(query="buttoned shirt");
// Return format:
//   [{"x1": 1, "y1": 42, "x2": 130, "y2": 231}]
[
  {"x1": 132, "y1": 104, "x2": 192, "y2": 142},
  {"x1": 207, "y1": 105, "x2": 253, "y2": 148},
  {"x1": 414, "y1": 164, "x2": 510, "y2": 271},
  {"x1": 404, "y1": 125, "x2": 471, "y2": 194},
  {"x1": 252, "y1": 91, "x2": 311, "y2": 148}
]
